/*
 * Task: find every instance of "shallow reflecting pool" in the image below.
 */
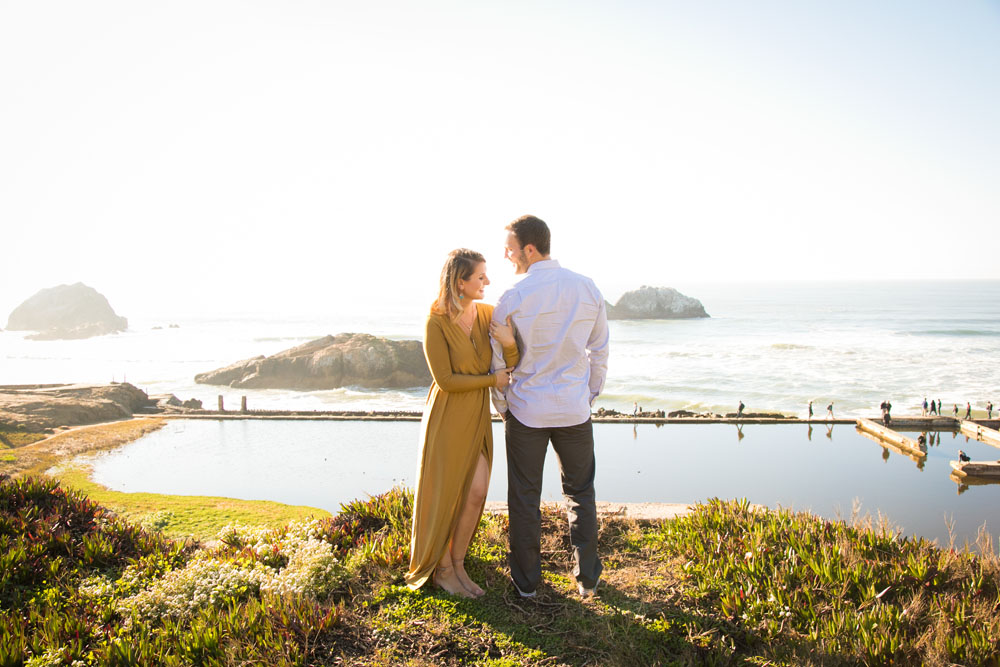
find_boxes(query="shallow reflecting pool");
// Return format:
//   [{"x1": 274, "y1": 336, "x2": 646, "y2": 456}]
[{"x1": 86, "y1": 419, "x2": 1000, "y2": 548}]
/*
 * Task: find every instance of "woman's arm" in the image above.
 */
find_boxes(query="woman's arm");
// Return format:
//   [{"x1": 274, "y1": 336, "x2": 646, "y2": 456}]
[{"x1": 424, "y1": 317, "x2": 497, "y2": 393}]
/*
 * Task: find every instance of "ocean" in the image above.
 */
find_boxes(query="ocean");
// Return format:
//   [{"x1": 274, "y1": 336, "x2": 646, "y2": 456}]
[{"x1": 2, "y1": 281, "x2": 999, "y2": 418}]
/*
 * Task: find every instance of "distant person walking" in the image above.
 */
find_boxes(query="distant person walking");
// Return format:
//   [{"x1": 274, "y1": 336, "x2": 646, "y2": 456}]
[
  {"x1": 953, "y1": 403, "x2": 959, "y2": 418},
  {"x1": 808, "y1": 401, "x2": 813, "y2": 421},
  {"x1": 966, "y1": 402, "x2": 972, "y2": 420},
  {"x1": 826, "y1": 402, "x2": 834, "y2": 420},
  {"x1": 737, "y1": 401, "x2": 745, "y2": 419},
  {"x1": 929, "y1": 399, "x2": 937, "y2": 416}
]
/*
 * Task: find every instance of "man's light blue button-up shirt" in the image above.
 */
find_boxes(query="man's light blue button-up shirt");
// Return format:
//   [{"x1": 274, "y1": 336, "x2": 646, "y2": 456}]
[{"x1": 490, "y1": 259, "x2": 610, "y2": 428}]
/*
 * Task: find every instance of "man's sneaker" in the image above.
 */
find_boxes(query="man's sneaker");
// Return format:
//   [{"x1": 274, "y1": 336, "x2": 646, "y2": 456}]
[
  {"x1": 578, "y1": 577, "x2": 600, "y2": 598},
  {"x1": 511, "y1": 579, "x2": 536, "y2": 599}
]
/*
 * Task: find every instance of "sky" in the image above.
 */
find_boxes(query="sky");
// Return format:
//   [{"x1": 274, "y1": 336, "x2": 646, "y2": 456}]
[{"x1": 2, "y1": 0, "x2": 999, "y2": 320}]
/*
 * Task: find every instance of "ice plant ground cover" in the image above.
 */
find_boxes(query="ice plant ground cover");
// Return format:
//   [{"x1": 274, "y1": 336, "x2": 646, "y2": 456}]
[{"x1": 1, "y1": 475, "x2": 999, "y2": 665}]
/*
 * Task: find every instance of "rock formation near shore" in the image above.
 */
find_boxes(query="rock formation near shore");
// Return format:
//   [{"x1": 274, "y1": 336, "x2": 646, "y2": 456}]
[
  {"x1": 607, "y1": 286, "x2": 708, "y2": 320},
  {"x1": 6, "y1": 283, "x2": 128, "y2": 340},
  {"x1": 195, "y1": 333, "x2": 432, "y2": 390},
  {"x1": 0, "y1": 383, "x2": 151, "y2": 431}
]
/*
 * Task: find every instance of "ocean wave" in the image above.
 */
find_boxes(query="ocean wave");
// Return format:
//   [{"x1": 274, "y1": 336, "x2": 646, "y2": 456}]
[{"x1": 902, "y1": 329, "x2": 1000, "y2": 337}]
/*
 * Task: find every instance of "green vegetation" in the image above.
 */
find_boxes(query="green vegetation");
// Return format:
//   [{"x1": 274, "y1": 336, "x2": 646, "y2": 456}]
[
  {"x1": 3, "y1": 474, "x2": 999, "y2": 666},
  {"x1": 0, "y1": 419, "x2": 166, "y2": 480},
  {"x1": 0, "y1": 429, "x2": 47, "y2": 448},
  {"x1": 57, "y1": 464, "x2": 330, "y2": 542}
]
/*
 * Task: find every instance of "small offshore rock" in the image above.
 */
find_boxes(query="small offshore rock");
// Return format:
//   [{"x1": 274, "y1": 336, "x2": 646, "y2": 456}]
[
  {"x1": 7, "y1": 283, "x2": 127, "y2": 340},
  {"x1": 607, "y1": 286, "x2": 708, "y2": 320}
]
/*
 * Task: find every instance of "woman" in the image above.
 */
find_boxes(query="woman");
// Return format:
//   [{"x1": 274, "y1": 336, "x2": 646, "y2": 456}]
[{"x1": 404, "y1": 248, "x2": 518, "y2": 597}]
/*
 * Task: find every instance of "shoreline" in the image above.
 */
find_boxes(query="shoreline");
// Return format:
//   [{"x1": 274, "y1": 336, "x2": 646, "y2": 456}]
[{"x1": 143, "y1": 410, "x2": 986, "y2": 429}]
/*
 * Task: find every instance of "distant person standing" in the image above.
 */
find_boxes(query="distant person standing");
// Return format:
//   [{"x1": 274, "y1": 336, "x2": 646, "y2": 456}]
[
  {"x1": 737, "y1": 401, "x2": 745, "y2": 419},
  {"x1": 826, "y1": 402, "x2": 834, "y2": 420},
  {"x1": 929, "y1": 399, "x2": 937, "y2": 416},
  {"x1": 922, "y1": 397, "x2": 928, "y2": 416},
  {"x1": 633, "y1": 401, "x2": 638, "y2": 416},
  {"x1": 881, "y1": 401, "x2": 891, "y2": 427},
  {"x1": 808, "y1": 401, "x2": 813, "y2": 421},
  {"x1": 988, "y1": 401, "x2": 994, "y2": 419},
  {"x1": 966, "y1": 402, "x2": 972, "y2": 420},
  {"x1": 886, "y1": 400, "x2": 892, "y2": 418}
]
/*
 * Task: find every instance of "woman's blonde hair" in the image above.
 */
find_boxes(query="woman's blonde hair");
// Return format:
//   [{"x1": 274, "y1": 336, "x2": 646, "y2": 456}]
[{"x1": 432, "y1": 248, "x2": 485, "y2": 320}]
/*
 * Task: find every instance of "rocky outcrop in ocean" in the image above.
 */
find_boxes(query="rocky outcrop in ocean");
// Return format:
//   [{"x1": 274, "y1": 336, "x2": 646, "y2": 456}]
[
  {"x1": 0, "y1": 383, "x2": 151, "y2": 431},
  {"x1": 6, "y1": 283, "x2": 128, "y2": 340},
  {"x1": 607, "y1": 286, "x2": 709, "y2": 320},
  {"x1": 195, "y1": 333, "x2": 432, "y2": 390}
]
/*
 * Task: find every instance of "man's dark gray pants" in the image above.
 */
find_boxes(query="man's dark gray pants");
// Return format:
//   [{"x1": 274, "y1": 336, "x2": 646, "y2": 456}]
[{"x1": 505, "y1": 412, "x2": 602, "y2": 593}]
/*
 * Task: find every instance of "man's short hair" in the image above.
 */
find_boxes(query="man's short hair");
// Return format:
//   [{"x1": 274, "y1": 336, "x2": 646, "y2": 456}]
[{"x1": 506, "y1": 215, "x2": 551, "y2": 256}]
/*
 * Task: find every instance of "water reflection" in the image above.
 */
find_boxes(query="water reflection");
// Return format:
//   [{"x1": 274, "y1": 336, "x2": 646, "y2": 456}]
[
  {"x1": 951, "y1": 473, "x2": 1000, "y2": 496},
  {"x1": 86, "y1": 420, "x2": 1000, "y2": 549}
]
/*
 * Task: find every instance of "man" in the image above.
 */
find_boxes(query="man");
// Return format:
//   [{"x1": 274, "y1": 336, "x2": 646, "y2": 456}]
[
  {"x1": 490, "y1": 215, "x2": 609, "y2": 599},
  {"x1": 737, "y1": 401, "x2": 745, "y2": 420}
]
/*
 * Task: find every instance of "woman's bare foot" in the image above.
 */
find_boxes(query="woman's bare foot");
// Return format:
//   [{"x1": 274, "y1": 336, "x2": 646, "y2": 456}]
[
  {"x1": 434, "y1": 566, "x2": 473, "y2": 598},
  {"x1": 452, "y1": 560, "x2": 485, "y2": 597}
]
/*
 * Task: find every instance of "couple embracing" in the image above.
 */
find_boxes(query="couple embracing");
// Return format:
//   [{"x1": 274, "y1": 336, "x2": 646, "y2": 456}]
[{"x1": 404, "y1": 215, "x2": 610, "y2": 599}]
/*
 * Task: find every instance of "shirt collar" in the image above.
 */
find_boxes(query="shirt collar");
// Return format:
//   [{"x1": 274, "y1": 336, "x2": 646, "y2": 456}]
[{"x1": 527, "y1": 259, "x2": 560, "y2": 273}]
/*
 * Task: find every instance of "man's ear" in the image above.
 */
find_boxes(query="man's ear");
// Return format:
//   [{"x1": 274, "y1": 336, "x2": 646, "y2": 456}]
[{"x1": 523, "y1": 244, "x2": 538, "y2": 259}]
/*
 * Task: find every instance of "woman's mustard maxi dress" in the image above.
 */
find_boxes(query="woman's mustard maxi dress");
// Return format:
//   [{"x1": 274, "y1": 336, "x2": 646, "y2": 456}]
[{"x1": 405, "y1": 302, "x2": 519, "y2": 590}]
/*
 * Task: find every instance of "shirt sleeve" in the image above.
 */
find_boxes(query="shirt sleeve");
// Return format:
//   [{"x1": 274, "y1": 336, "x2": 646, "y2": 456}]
[
  {"x1": 586, "y1": 293, "x2": 610, "y2": 404},
  {"x1": 489, "y1": 293, "x2": 517, "y2": 413},
  {"x1": 424, "y1": 317, "x2": 497, "y2": 393}
]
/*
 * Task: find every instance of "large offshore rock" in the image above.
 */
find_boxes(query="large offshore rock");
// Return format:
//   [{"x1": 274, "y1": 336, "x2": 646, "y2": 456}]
[
  {"x1": 0, "y1": 383, "x2": 151, "y2": 431},
  {"x1": 607, "y1": 286, "x2": 709, "y2": 320},
  {"x1": 7, "y1": 283, "x2": 128, "y2": 340},
  {"x1": 195, "y1": 333, "x2": 432, "y2": 390}
]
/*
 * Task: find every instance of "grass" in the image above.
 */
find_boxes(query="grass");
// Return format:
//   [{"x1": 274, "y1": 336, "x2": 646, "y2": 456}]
[
  {"x1": 0, "y1": 429, "x2": 47, "y2": 448},
  {"x1": 58, "y1": 464, "x2": 330, "y2": 542},
  {"x1": 3, "y1": 473, "x2": 999, "y2": 666},
  {"x1": 0, "y1": 419, "x2": 168, "y2": 479}
]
